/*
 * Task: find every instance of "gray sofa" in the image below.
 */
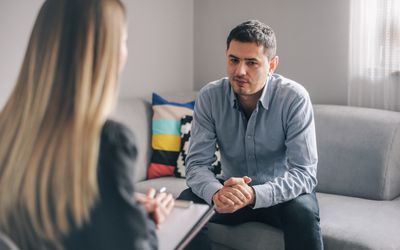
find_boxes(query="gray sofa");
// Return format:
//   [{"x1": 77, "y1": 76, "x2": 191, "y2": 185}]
[{"x1": 111, "y1": 95, "x2": 400, "y2": 250}]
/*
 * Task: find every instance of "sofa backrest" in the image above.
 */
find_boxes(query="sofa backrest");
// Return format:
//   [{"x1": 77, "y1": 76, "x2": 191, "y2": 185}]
[
  {"x1": 112, "y1": 96, "x2": 400, "y2": 200},
  {"x1": 111, "y1": 92, "x2": 197, "y2": 182},
  {"x1": 314, "y1": 105, "x2": 400, "y2": 200}
]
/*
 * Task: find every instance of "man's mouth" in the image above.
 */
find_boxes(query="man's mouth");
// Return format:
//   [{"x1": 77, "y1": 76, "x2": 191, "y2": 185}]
[{"x1": 233, "y1": 77, "x2": 249, "y2": 85}]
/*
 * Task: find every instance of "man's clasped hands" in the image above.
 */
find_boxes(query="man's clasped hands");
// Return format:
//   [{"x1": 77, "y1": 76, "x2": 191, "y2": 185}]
[{"x1": 213, "y1": 176, "x2": 256, "y2": 213}]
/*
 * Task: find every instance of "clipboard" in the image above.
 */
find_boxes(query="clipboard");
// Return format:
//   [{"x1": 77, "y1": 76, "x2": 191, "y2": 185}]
[{"x1": 156, "y1": 202, "x2": 215, "y2": 250}]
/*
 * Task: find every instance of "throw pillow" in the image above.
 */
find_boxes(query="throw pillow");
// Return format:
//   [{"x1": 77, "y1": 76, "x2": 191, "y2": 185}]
[
  {"x1": 175, "y1": 115, "x2": 222, "y2": 178},
  {"x1": 148, "y1": 93, "x2": 195, "y2": 179}
]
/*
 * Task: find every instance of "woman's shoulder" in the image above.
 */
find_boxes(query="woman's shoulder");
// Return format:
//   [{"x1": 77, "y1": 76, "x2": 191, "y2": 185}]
[{"x1": 101, "y1": 120, "x2": 136, "y2": 148}]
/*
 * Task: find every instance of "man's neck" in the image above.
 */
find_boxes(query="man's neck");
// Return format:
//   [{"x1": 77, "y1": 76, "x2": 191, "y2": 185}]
[
  {"x1": 238, "y1": 95, "x2": 258, "y2": 111},
  {"x1": 238, "y1": 91, "x2": 262, "y2": 119}
]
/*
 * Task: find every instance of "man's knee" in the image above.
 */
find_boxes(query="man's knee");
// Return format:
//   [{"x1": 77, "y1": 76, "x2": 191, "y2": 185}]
[
  {"x1": 177, "y1": 188, "x2": 207, "y2": 204},
  {"x1": 282, "y1": 193, "x2": 320, "y2": 226},
  {"x1": 281, "y1": 193, "x2": 323, "y2": 249}
]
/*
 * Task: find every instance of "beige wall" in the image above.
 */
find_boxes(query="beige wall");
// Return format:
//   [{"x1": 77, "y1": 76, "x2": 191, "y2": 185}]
[
  {"x1": 0, "y1": 0, "x2": 43, "y2": 109},
  {"x1": 194, "y1": 0, "x2": 350, "y2": 105},
  {"x1": 120, "y1": 0, "x2": 193, "y2": 99},
  {"x1": 0, "y1": 0, "x2": 351, "y2": 108},
  {"x1": 0, "y1": 0, "x2": 194, "y2": 109}
]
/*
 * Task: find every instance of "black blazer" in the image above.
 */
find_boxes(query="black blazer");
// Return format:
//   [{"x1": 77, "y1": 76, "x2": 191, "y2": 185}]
[{"x1": 64, "y1": 120, "x2": 157, "y2": 250}]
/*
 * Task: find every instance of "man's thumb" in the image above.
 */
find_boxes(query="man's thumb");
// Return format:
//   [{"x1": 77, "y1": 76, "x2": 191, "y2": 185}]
[
  {"x1": 224, "y1": 177, "x2": 243, "y2": 186},
  {"x1": 243, "y1": 176, "x2": 252, "y2": 184}
]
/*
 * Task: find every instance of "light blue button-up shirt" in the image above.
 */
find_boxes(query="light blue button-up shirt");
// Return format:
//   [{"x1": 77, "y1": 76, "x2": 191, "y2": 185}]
[{"x1": 185, "y1": 74, "x2": 318, "y2": 209}]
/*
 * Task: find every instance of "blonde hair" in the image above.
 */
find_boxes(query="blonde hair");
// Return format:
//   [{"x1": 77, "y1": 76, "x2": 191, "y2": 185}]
[{"x1": 0, "y1": 0, "x2": 126, "y2": 249}]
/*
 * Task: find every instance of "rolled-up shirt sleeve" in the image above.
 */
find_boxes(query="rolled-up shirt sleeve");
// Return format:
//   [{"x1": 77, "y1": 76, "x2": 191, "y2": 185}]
[
  {"x1": 252, "y1": 94, "x2": 318, "y2": 209},
  {"x1": 185, "y1": 89, "x2": 223, "y2": 205}
]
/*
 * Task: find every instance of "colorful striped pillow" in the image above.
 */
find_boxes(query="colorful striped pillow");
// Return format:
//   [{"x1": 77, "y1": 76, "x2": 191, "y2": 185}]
[
  {"x1": 147, "y1": 93, "x2": 195, "y2": 179},
  {"x1": 175, "y1": 115, "x2": 222, "y2": 178}
]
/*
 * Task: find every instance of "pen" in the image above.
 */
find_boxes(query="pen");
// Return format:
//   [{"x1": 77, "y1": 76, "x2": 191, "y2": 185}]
[{"x1": 156, "y1": 187, "x2": 167, "y2": 196}]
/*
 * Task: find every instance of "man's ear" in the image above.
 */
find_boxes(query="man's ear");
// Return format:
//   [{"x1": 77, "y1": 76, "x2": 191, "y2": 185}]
[{"x1": 269, "y1": 56, "x2": 279, "y2": 75}]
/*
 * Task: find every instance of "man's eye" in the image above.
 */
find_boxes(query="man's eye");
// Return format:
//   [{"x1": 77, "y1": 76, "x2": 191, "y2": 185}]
[
  {"x1": 247, "y1": 61, "x2": 257, "y2": 66},
  {"x1": 230, "y1": 58, "x2": 239, "y2": 64}
]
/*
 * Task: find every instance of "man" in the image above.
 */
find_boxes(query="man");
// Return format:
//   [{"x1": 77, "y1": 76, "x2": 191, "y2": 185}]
[{"x1": 179, "y1": 20, "x2": 323, "y2": 250}]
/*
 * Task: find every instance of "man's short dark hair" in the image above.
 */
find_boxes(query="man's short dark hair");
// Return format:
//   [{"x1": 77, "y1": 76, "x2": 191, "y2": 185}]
[{"x1": 227, "y1": 20, "x2": 277, "y2": 60}]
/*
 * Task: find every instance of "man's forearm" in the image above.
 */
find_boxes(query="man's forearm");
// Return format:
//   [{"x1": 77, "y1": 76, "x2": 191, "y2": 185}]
[
  {"x1": 252, "y1": 166, "x2": 317, "y2": 209},
  {"x1": 186, "y1": 166, "x2": 223, "y2": 205}
]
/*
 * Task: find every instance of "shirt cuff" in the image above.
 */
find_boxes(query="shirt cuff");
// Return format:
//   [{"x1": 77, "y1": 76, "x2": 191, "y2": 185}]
[
  {"x1": 203, "y1": 181, "x2": 224, "y2": 205},
  {"x1": 252, "y1": 183, "x2": 274, "y2": 209}
]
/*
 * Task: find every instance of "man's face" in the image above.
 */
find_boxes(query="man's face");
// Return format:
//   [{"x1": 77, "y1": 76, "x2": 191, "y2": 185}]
[{"x1": 226, "y1": 40, "x2": 278, "y2": 97}]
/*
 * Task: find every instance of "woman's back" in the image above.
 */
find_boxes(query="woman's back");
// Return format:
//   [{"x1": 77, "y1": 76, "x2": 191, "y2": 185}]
[
  {"x1": 0, "y1": 1, "x2": 157, "y2": 249},
  {"x1": 64, "y1": 121, "x2": 157, "y2": 250}
]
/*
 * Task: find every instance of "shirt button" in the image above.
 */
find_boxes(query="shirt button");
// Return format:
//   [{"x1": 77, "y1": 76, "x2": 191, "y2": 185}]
[{"x1": 247, "y1": 135, "x2": 252, "y2": 139}]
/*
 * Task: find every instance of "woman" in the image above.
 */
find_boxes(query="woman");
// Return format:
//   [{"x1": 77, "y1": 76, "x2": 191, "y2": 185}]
[{"x1": 0, "y1": 0, "x2": 173, "y2": 249}]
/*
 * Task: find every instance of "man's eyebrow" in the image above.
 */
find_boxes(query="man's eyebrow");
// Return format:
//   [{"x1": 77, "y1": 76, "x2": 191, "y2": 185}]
[
  {"x1": 228, "y1": 55, "x2": 258, "y2": 61},
  {"x1": 245, "y1": 58, "x2": 258, "y2": 62}
]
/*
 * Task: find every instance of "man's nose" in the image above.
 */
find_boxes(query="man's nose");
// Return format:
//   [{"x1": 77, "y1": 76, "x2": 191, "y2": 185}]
[{"x1": 234, "y1": 62, "x2": 246, "y2": 76}]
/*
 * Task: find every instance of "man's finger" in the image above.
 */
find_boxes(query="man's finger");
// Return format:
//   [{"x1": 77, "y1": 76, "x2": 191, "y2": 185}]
[
  {"x1": 233, "y1": 184, "x2": 252, "y2": 201},
  {"x1": 214, "y1": 201, "x2": 234, "y2": 213},
  {"x1": 243, "y1": 176, "x2": 252, "y2": 184},
  {"x1": 216, "y1": 191, "x2": 236, "y2": 207},
  {"x1": 213, "y1": 193, "x2": 226, "y2": 207},
  {"x1": 215, "y1": 203, "x2": 240, "y2": 214},
  {"x1": 224, "y1": 177, "x2": 245, "y2": 187},
  {"x1": 223, "y1": 190, "x2": 244, "y2": 205},
  {"x1": 218, "y1": 194, "x2": 235, "y2": 206},
  {"x1": 223, "y1": 186, "x2": 248, "y2": 204}
]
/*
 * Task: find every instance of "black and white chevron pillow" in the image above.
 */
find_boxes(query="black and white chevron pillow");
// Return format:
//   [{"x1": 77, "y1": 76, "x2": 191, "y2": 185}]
[{"x1": 175, "y1": 116, "x2": 222, "y2": 178}]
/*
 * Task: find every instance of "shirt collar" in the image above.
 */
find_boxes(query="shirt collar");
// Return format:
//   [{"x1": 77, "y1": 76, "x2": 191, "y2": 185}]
[
  {"x1": 229, "y1": 76, "x2": 273, "y2": 110},
  {"x1": 259, "y1": 76, "x2": 273, "y2": 110}
]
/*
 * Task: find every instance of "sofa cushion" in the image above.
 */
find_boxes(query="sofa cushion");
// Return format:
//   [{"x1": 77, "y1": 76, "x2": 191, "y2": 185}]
[
  {"x1": 175, "y1": 115, "x2": 222, "y2": 178},
  {"x1": 148, "y1": 93, "x2": 195, "y2": 179},
  {"x1": 314, "y1": 105, "x2": 400, "y2": 200},
  {"x1": 318, "y1": 193, "x2": 400, "y2": 250}
]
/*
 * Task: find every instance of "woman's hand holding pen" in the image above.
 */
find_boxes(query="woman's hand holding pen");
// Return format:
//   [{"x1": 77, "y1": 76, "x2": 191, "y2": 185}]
[{"x1": 136, "y1": 187, "x2": 174, "y2": 228}]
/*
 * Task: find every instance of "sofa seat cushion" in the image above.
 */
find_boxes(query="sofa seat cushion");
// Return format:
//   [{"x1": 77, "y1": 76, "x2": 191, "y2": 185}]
[
  {"x1": 135, "y1": 177, "x2": 187, "y2": 198},
  {"x1": 319, "y1": 193, "x2": 400, "y2": 250},
  {"x1": 207, "y1": 192, "x2": 400, "y2": 250}
]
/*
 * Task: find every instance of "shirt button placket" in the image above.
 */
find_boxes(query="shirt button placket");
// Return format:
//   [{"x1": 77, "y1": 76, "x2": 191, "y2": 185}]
[{"x1": 246, "y1": 113, "x2": 257, "y2": 177}]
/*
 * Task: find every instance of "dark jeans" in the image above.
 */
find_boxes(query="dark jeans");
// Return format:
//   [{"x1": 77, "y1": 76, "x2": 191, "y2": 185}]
[{"x1": 178, "y1": 188, "x2": 323, "y2": 250}]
